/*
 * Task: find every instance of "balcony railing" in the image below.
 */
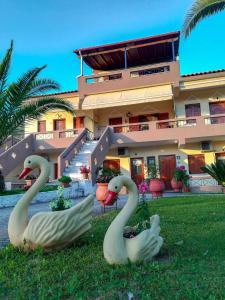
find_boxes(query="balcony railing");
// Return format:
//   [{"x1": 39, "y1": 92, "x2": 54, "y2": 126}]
[
  {"x1": 109, "y1": 114, "x2": 225, "y2": 146},
  {"x1": 34, "y1": 129, "x2": 80, "y2": 141}
]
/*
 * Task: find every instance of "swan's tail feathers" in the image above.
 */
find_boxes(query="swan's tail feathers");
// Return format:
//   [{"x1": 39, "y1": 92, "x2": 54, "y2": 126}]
[{"x1": 149, "y1": 214, "x2": 161, "y2": 235}]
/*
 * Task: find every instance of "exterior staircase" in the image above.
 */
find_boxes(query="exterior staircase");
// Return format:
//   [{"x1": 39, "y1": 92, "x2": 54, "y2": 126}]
[{"x1": 63, "y1": 140, "x2": 98, "y2": 180}]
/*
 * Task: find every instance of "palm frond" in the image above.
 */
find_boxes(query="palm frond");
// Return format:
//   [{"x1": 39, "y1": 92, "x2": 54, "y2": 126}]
[
  {"x1": 26, "y1": 78, "x2": 60, "y2": 97},
  {"x1": 0, "y1": 40, "x2": 13, "y2": 94},
  {"x1": 201, "y1": 160, "x2": 225, "y2": 184},
  {"x1": 182, "y1": 0, "x2": 225, "y2": 38}
]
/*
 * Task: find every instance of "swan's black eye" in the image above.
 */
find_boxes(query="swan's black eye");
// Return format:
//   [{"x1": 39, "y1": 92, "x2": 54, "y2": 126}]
[
  {"x1": 28, "y1": 160, "x2": 31, "y2": 164},
  {"x1": 115, "y1": 186, "x2": 118, "y2": 190}
]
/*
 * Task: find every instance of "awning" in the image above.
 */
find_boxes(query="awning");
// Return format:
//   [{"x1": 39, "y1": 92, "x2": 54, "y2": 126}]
[{"x1": 81, "y1": 84, "x2": 173, "y2": 109}]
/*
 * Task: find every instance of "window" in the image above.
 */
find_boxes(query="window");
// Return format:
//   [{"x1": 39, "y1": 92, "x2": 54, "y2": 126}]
[
  {"x1": 209, "y1": 101, "x2": 225, "y2": 115},
  {"x1": 53, "y1": 119, "x2": 66, "y2": 131},
  {"x1": 37, "y1": 120, "x2": 46, "y2": 133},
  {"x1": 185, "y1": 103, "x2": 201, "y2": 117},
  {"x1": 188, "y1": 154, "x2": 205, "y2": 174},
  {"x1": 147, "y1": 156, "x2": 156, "y2": 176},
  {"x1": 109, "y1": 117, "x2": 123, "y2": 133},
  {"x1": 103, "y1": 159, "x2": 120, "y2": 171}
]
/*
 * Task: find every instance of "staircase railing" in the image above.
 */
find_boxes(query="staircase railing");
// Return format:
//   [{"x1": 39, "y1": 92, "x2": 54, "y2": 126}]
[
  {"x1": 89, "y1": 127, "x2": 112, "y2": 184},
  {"x1": 58, "y1": 128, "x2": 88, "y2": 177},
  {"x1": 0, "y1": 134, "x2": 35, "y2": 176}
]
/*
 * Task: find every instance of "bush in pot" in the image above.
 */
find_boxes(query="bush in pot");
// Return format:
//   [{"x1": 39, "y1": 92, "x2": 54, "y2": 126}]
[
  {"x1": 58, "y1": 175, "x2": 72, "y2": 188},
  {"x1": 201, "y1": 161, "x2": 225, "y2": 193},
  {"x1": 148, "y1": 165, "x2": 164, "y2": 197},
  {"x1": 80, "y1": 165, "x2": 90, "y2": 180},
  {"x1": 96, "y1": 167, "x2": 121, "y2": 204},
  {"x1": 171, "y1": 166, "x2": 187, "y2": 192},
  {"x1": 49, "y1": 186, "x2": 72, "y2": 211},
  {"x1": 183, "y1": 173, "x2": 191, "y2": 192}
]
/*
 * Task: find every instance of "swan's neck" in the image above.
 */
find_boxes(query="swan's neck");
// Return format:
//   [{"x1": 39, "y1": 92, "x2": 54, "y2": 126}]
[
  {"x1": 111, "y1": 178, "x2": 138, "y2": 229},
  {"x1": 104, "y1": 177, "x2": 138, "y2": 263},
  {"x1": 8, "y1": 162, "x2": 49, "y2": 243}
]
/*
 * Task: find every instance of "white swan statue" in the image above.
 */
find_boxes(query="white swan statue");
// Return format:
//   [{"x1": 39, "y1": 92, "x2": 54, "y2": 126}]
[
  {"x1": 8, "y1": 155, "x2": 94, "y2": 251},
  {"x1": 103, "y1": 175, "x2": 163, "y2": 264}
]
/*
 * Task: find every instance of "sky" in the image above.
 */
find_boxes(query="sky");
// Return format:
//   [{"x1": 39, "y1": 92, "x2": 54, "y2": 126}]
[{"x1": 0, "y1": 0, "x2": 225, "y2": 91}]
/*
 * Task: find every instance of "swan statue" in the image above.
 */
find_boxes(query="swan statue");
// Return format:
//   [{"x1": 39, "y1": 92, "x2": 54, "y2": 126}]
[
  {"x1": 103, "y1": 175, "x2": 163, "y2": 264},
  {"x1": 8, "y1": 155, "x2": 94, "y2": 251}
]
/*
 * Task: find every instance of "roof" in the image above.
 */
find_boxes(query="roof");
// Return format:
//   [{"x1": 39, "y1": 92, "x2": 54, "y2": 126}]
[
  {"x1": 35, "y1": 90, "x2": 78, "y2": 98},
  {"x1": 74, "y1": 31, "x2": 180, "y2": 71},
  {"x1": 182, "y1": 69, "x2": 225, "y2": 78}
]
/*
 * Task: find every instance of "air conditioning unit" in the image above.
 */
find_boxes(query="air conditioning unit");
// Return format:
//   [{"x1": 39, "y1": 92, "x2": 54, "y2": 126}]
[
  {"x1": 201, "y1": 141, "x2": 212, "y2": 152},
  {"x1": 118, "y1": 147, "x2": 129, "y2": 156}
]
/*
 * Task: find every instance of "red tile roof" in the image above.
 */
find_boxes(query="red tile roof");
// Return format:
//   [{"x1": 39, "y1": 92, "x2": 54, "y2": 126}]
[{"x1": 182, "y1": 69, "x2": 225, "y2": 78}]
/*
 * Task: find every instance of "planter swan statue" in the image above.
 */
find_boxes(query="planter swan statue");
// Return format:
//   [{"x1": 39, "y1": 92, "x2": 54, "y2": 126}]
[
  {"x1": 103, "y1": 176, "x2": 163, "y2": 264},
  {"x1": 8, "y1": 155, "x2": 94, "y2": 251}
]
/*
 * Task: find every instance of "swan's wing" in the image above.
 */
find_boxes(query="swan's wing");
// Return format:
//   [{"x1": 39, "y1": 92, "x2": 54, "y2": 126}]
[
  {"x1": 125, "y1": 215, "x2": 163, "y2": 263},
  {"x1": 23, "y1": 194, "x2": 94, "y2": 250}
]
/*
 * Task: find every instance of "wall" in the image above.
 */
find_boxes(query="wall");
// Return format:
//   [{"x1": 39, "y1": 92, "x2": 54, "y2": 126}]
[
  {"x1": 175, "y1": 87, "x2": 225, "y2": 118},
  {"x1": 105, "y1": 140, "x2": 225, "y2": 178}
]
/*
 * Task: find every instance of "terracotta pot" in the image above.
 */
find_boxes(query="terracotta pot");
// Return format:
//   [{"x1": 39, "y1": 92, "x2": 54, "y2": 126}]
[
  {"x1": 82, "y1": 172, "x2": 89, "y2": 180},
  {"x1": 25, "y1": 179, "x2": 36, "y2": 187},
  {"x1": 149, "y1": 179, "x2": 164, "y2": 197},
  {"x1": 171, "y1": 178, "x2": 183, "y2": 192},
  {"x1": 183, "y1": 186, "x2": 190, "y2": 193},
  {"x1": 96, "y1": 183, "x2": 108, "y2": 204}
]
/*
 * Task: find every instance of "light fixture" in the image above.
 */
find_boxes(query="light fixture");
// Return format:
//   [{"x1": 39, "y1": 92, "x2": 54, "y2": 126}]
[{"x1": 126, "y1": 112, "x2": 133, "y2": 118}]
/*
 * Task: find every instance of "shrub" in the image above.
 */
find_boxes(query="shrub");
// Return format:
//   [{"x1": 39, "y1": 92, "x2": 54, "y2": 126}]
[
  {"x1": 96, "y1": 167, "x2": 121, "y2": 183},
  {"x1": 49, "y1": 186, "x2": 72, "y2": 211},
  {"x1": 58, "y1": 176, "x2": 72, "y2": 184},
  {"x1": 201, "y1": 160, "x2": 225, "y2": 186}
]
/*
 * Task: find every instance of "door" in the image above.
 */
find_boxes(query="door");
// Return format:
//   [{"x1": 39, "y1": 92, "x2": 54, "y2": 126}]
[
  {"x1": 129, "y1": 116, "x2": 140, "y2": 132},
  {"x1": 37, "y1": 120, "x2": 46, "y2": 132},
  {"x1": 54, "y1": 163, "x2": 58, "y2": 179},
  {"x1": 130, "y1": 157, "x2": 144, "y2": 185},
  {"x1": 109, "y1": 117, "x2": 122, "y2": 133},
  {"x1": 53, "y1": 119, "x2": 66, "y2": 131},
  {"x1": 73, "y1": 117, "x2": 84, "y2": 129},
  {"x1": 215, "y1": 153, "x2": 225, "y2": 163},
  {"x1": 159, "y1": 155, "x2": 176, "y2": 190}
]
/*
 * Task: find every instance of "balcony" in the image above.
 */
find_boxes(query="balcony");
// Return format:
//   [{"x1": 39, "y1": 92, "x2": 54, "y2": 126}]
[
  {"x1": 34, "y1": 129, "x2": 82, "y2": 152},
  {"x1": 78, "y1": 61, "x2": 180, "y2": 98},
  {"x1": 109, "y1": 114, "x2": 225, "y2": 147}
]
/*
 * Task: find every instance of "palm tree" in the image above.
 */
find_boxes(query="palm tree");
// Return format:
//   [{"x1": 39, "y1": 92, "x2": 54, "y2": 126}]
[
  {"x1": 0, "y1": 41, "x2": 74, "y2": 146},
  {"x1": 183, "y1": 0, "x2": 225, "y2": 38}
]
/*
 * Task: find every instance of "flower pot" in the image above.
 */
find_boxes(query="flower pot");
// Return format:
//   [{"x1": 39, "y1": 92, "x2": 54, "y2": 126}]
[
  {"x1": 171, "y1": 178, "x2": 183, "y2": 192},
  {"x1": 149, "y1": 179, "x2": 164, "y2": 197},
  {"x1": 82, "y1": 173, "x2": 89, "y2": 180},
  {"x1": 96, "y1": 183, "x2": 108, "y2": 205},
  {"x1": 183, "y1": 186, "x2": 190, "y2": 193},
  {"x1": 25, "y1": 179, "x2": 35, "y2": 187},
  {"x1": 222, "y1": 187, "x2": 225, "y2": 194},
  {"x1": 60, "y1": 182, "x2": 70, "y2": 188}
]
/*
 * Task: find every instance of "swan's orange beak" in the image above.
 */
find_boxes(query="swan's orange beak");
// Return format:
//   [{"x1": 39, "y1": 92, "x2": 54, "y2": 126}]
[
  {"x1": 19, "y1": 168, "x2": 32, "y2": 180},
  {"x1": 104, "y1": 190, "x2": 118, "y2": 206}
]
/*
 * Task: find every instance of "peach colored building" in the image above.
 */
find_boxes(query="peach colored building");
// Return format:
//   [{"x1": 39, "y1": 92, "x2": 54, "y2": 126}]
[{"x1": 2, "y1": 31, "x2": 225, "y2": 192}]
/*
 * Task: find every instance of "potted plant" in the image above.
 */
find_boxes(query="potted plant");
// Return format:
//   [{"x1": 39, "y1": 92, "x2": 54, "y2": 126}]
[
  {"x1": 58, "y1": 175, "x2": 72, "y2": 188},
  {"x1": 148, "y1": 165, "x2": 164, "y2": 197},
  {"x1": 201, "y1": 161, "x2": 225, "y2": 193},
  {"x1": 49, "y1": 186, "x2": 72, "y2": 211},
  {"x1": 171, "y1": 166, "x2": 186, "y2": 192},
  {"x1": 80, "y1": 165, "x2": 90, "y2": 180},
  {"x1": 183, "y1": 173, "x2": 191, "y2": 192},
  {"x1": 96, "y1": 167, "x2": 121, "y2": 204}
]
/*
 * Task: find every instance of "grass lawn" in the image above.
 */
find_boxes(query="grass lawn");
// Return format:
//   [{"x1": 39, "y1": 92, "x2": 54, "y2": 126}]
[
  {"x1": 0, "y1": 185, "x2": 58, "y2": 196},
  {"x1": 0, "y1": 195, "x2": 225, "y2": 299}
]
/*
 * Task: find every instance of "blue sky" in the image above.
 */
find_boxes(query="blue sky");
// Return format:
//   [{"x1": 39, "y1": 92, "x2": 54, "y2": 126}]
[{"x1": 0, "y1": 0, "x2": 225, "y2": 91}]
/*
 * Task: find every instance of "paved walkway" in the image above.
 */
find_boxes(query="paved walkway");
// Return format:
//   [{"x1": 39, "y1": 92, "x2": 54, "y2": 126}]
[{"x1": 0, "y1": 192, "x2": 186, "y2": 248}]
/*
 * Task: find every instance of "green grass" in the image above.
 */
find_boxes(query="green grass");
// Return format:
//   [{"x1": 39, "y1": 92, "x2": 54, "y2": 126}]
[
  {"x1": 0, "y1": 185, "x2": 58, "y2": 196},
  {"x1": 0, "y1": 195, "x2": 225, "y2": 299}
]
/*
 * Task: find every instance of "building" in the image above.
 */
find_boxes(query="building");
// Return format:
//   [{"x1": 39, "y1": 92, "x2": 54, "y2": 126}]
[{"x1": 1, "y1": 31, "x2": 225, "y2": 192}]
